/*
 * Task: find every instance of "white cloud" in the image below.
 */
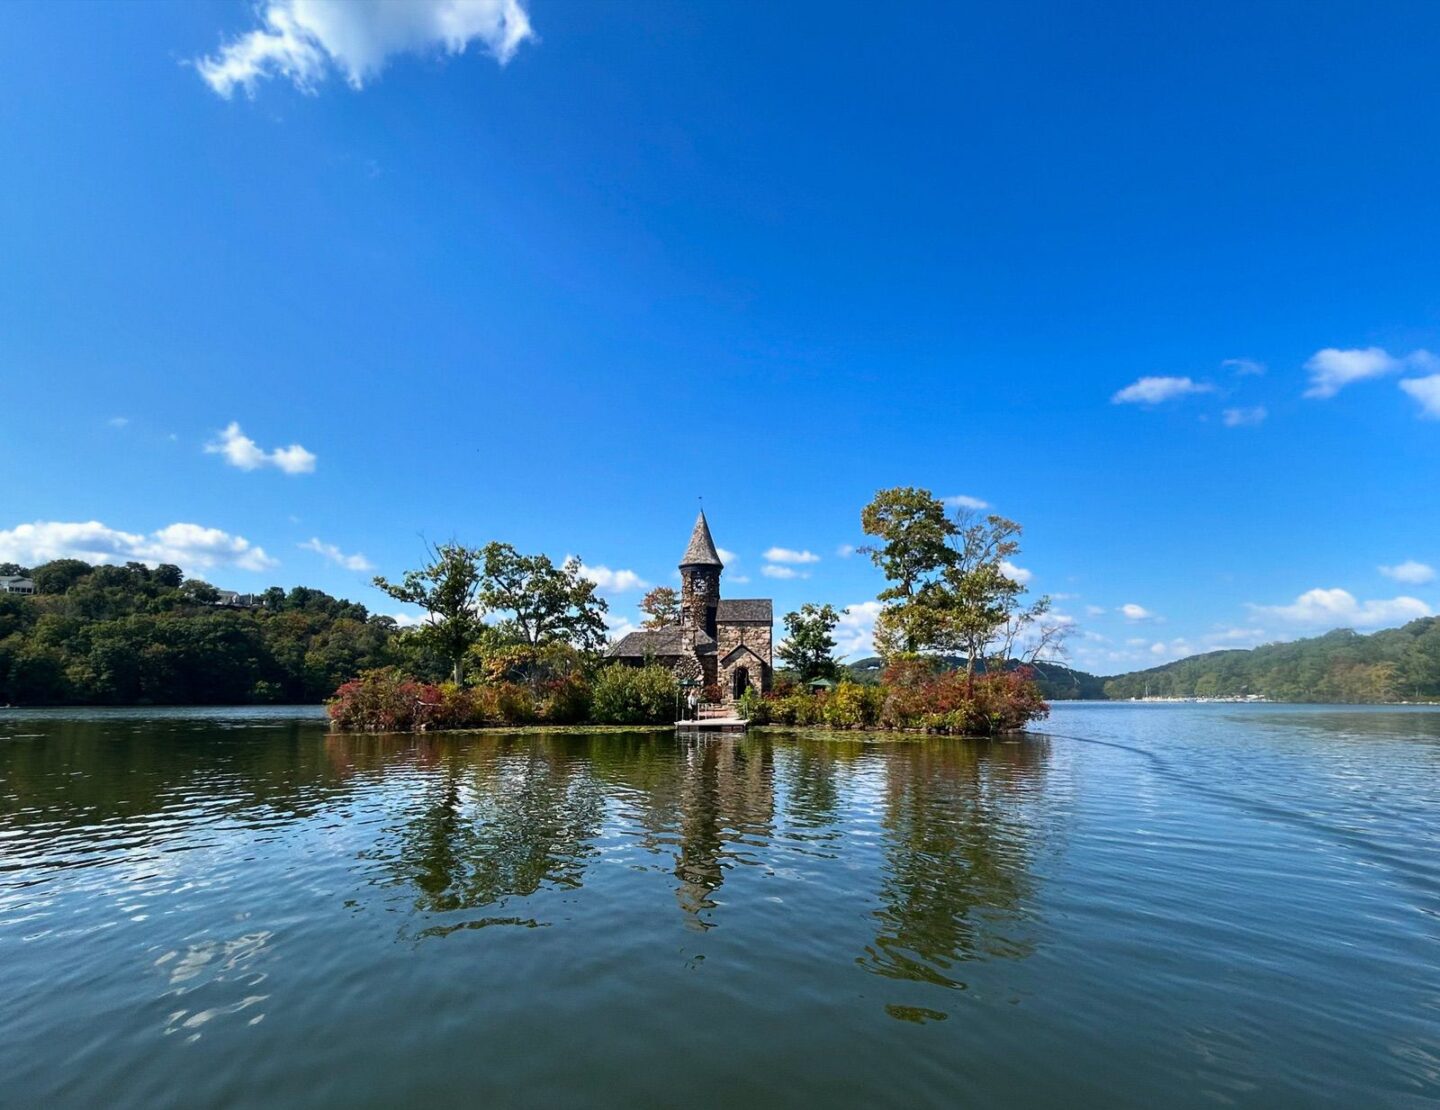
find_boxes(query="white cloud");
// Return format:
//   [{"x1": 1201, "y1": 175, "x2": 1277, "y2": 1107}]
[
  {"x1": 1222, "y1": 406, "x2": 1267, "y2": 427},
  {"x1": 107, "y1": 416, "x2": 129, "y2": 428},
  {"x1": 1111, "y1": 376, "x2": 1213, "y2": 405},
  {"x1": 0, "y1": 520, "x2": 277, "y2": 575},
  {"x1": 1204, "y1": 626, "x2": 1270, "y2": 648},
  {"x1": 1000, "y1": 560, "x2": 1032, "y2": 585},
  {"x1": 1121, "y1": 603, "x2": 1156, "y2": 621},
  {"x1": 717, "y1": 548, "x2": 738, "y2": 566},
  {"x1": 835, "y1": 601, "x2": 883, "y2": 658},
  {"x1": 836, "y1": 544, "x2": 855, "y2": 558},
  {"x1": 1379, "y1": 560, "x2": 1435, "y2": 585},
  {"x1": 762, "y1": 564, "x2": 809, "y2": 580},
  {"x1": 603, "y1": 610, "x2": 640, "y2": 643},
  {"x1": 943, "y1": 494, "x2": 990, "y2": 510},
  {"x1": 730, "y1": 574, "x2": 751, "y2": 584},
  {"x1": 764, "y1": 547, "x2": 820, "y2": 565},
  {"x1": 1222, "y1": 358, "x2": 1266, "y2": 376},
  {"x1": 385, "y1": 611, "x2": 427, "y2": 629},
  {"x1": 1249, "y1": 587, "x2": 1431, "y2": 628},
  {"x1": 206, "y1": 422, "x2": 316, "y2": 475},
  {"x1": 195, "y1": 0, "x2": 534, "y2": 98},
  {"x1": 578, "y1": 563, "x2": 648, "y2": 592},
  {"x1": 299, "y1": 537, "x2": 374, "y2": 572},
  {"x1": 1302, "y1": 347, "x2": 1438, "y2": 399},
  {"x1": 1085, "y1": 604, "x2": 1106, "y2": 617},
  {"x1": 1399, "y1": 374, "x2": 1440, "y2": 418}
]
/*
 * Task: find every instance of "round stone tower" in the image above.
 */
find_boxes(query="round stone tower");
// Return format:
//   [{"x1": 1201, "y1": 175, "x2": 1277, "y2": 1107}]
[{"x1": 679, "y1": 510, "x2": 722, "y2": 640}]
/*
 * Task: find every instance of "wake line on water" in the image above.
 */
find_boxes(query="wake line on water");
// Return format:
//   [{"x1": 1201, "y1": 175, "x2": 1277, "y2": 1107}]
[{"x1": 1040, "y1": 730, "x2": 1440, "y2": 908}]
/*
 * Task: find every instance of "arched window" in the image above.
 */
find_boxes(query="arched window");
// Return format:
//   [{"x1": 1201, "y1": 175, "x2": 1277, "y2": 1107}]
[{"x1": 732, "y1": 666, "x2": 749, "y2": 700}]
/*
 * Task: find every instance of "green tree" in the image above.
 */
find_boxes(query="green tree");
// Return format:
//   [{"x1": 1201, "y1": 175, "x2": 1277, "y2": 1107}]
[
  {"x1": 938, "y1": 514, "x2": 1058, "y2": 677},
  {"x1": 778, "y1": 603, "x2": 846, "y2": 682},
  {"x1": 639, "y1": 586, "x2": 680, "y2": 629},
  {"x1": 31, "y1": 558, "x2": 93, "y2": 595},
  {"x1": 478, "y1": 543, "x2": 609, "y2": 653},
  {"x1": 859, "y1": 487, "x2": 958, "y2": 605},
  {"x1": 374, "y1": 543, "x2": 486, "y2": 684},
  {"x1": 859, "y1": 487, "x2": 962, "y2": 657}
]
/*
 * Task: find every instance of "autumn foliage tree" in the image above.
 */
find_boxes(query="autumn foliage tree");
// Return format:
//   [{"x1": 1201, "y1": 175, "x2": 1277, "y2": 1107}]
[{"x1": 639, "y1": 586, "x2": 680, "y2": 629}]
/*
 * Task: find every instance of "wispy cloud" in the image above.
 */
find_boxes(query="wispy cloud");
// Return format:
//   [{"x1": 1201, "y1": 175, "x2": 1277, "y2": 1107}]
[
  {"x1": 836, "y1": 544, "x2": 855, "y2": 558},
  {"x1": 195, "y1": 0, "x2": 534, "y2": 98},
  {"x1": 764, "y1": 547, "x2": 820, "y2": 565},
  {"x1": 107, "y1": 416, "x2": 130, "y2": 429},
  {"x1": 1121, "y1": 603, "x2": 1157, "y2": 621},
  {"x1": 1379, "y1": 560, "x2": 1435, "y2": 585},
  {"x1": 578, "y1": 563, "x2": 648, "y2": 592},
  {"x1": 762, "y1": 564, "x2": 809, "y2": 580},
  {"x1": 299, "y1": 537, "x2": 374, "y2": 572},
  {"x1": 1249, "y1": 587, "x2": 1431, "y2": 628},
  {"x1": 834, "y1": 601, "x2": 883, "y2": 658},
  {"x1": 206, "y1": 422, "x2": 316, "y2": 475},
  {"x1": 1222, "y1": 406, "x2": 1267, "y2": 427},
  {"x1": 0, "y1": 520, "x2": 276, "y2": 574},
  {"x1": 1222, "y1": 358, "x2": 1266, "y2": 377},
  {"x1": 1400, "y1": 374, "x2": 1440, "y2": 418},
  {"x1": 1111, "y1": 376, "x2": 1214, "y2": 405},
  {"x1": 1302, "y1": 346, "x2": 1438, "y2": 399},
  {"x1": 1000, "y1": 560, "x2": 1032, "y2": 585},
  {"x1": 942, "y1": 494, "x2": 990, "y2": 510}
]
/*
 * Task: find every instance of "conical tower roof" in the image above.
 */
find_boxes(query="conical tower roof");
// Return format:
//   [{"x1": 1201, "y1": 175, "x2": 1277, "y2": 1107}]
[{"x1": 679, "y1": 510, "x2": 723, "y2": 568}]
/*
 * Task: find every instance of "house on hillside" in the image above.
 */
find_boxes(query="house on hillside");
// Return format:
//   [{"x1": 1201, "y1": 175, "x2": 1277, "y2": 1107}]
[
  {"x1": 0, "y1": 576, "x2": 36, "y2": 595},
  {"x1": 605, "y1": 511, "x2": 773, "y2": 704}
]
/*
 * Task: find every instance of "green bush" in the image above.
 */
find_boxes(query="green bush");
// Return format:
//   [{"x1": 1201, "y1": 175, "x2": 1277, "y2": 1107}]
[
  {"x1": 823, "y1": 680, "x2": 880, "y2": 728},
  {"x1": 590, "y1": 664, "x2": 678, "y2": 725}
]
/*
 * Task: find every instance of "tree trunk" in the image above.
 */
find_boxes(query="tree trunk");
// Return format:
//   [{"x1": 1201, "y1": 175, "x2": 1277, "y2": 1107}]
[{"x1": 453, "y1": 658, "x2": 464, "y2": 686}]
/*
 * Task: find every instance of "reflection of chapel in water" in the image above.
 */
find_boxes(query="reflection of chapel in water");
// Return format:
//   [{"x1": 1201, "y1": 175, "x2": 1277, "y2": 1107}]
[{"x1": 671, "y1": 736, "x2": 776, "y2": 921}]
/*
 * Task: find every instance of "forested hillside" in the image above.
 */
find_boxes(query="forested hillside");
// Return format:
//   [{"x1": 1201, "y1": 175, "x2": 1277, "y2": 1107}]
[
  {"x1": 1102, "y1": 618, "x2": 1440, "y2": 703},
  {"x1": 0, "y1": 559, "x2": 395, "y2": 705}
]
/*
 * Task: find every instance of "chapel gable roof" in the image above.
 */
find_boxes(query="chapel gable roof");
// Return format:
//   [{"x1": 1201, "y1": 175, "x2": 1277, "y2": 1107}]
[
  {"x1": 605, "y1": 628, "x2": 716, "y2": 658},
  {"x1": 716, "y1": 598, "x2": 772, "y2": 623},
  {"x1": 720, "y1": 642, "x2": 767, "y2": 667}
]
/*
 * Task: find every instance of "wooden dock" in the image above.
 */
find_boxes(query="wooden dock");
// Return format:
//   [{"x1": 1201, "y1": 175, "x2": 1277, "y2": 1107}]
[{"x1": 671, "y1": 716, "x2": 748, "y2": 734}]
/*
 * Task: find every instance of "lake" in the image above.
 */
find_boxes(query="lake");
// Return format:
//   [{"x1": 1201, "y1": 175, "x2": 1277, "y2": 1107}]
[{"x1": 2, "y1": 704, "x2": 1438, "y2": 1108}]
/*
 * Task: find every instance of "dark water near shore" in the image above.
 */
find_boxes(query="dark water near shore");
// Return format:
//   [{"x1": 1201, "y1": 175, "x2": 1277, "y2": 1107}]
[{"x1": 2, "y1": 705, "x2": 1438, "y2": 1108}]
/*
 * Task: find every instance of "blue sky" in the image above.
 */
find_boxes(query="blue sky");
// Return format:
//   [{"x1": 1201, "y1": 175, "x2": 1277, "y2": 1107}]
[{"x1": 3, "y1": 0, "x2": 1439, "y2": 673}]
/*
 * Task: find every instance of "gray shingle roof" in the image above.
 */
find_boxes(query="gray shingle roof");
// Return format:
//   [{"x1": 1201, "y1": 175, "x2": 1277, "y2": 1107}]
[
  {"x1": 606, "y1": 628, "x2": 716, "y2": 658},
  {"x1": 679, "y1": 511, "x2": 723, "y2": 568},
  {"x1": 717, "y1": 598, "x2": 772, "y2": 623}
]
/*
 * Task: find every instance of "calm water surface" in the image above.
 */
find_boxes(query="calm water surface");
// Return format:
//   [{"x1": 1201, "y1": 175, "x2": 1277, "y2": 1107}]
[{"x1": 2, "y1": 704, "x2": 1438, "y2": 1108}]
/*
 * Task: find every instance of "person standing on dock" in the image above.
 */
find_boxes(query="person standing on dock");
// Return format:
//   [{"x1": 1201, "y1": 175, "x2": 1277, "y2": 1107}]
[{"x1": 686, "y1": 689, "x2": 699, "y2": 721}]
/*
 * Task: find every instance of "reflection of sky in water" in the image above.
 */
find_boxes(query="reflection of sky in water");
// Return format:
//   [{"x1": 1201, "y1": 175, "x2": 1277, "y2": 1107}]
[{"x1": 1, "y1": 705, "x2": 1438, "y2": 1108}]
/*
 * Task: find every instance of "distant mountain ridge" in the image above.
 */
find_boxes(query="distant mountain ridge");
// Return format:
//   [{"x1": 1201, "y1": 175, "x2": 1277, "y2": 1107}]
[{"x1": 1100, "y1": 617, "x2": 1440, "y2": 703}]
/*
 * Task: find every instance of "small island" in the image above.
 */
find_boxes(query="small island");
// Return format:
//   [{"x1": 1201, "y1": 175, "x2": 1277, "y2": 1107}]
[{"x1": 328, "y1": 488, "x2": 1057, "y2": 736}]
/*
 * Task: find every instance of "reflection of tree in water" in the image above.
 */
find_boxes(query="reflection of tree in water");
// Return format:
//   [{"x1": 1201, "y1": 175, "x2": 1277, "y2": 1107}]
[
  {"x1": 861, "y1": 738, "x2": 1050, "y2": 988},
  {"x1": 375, "y1": 736, "x2": 606, "y2": 935}
]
